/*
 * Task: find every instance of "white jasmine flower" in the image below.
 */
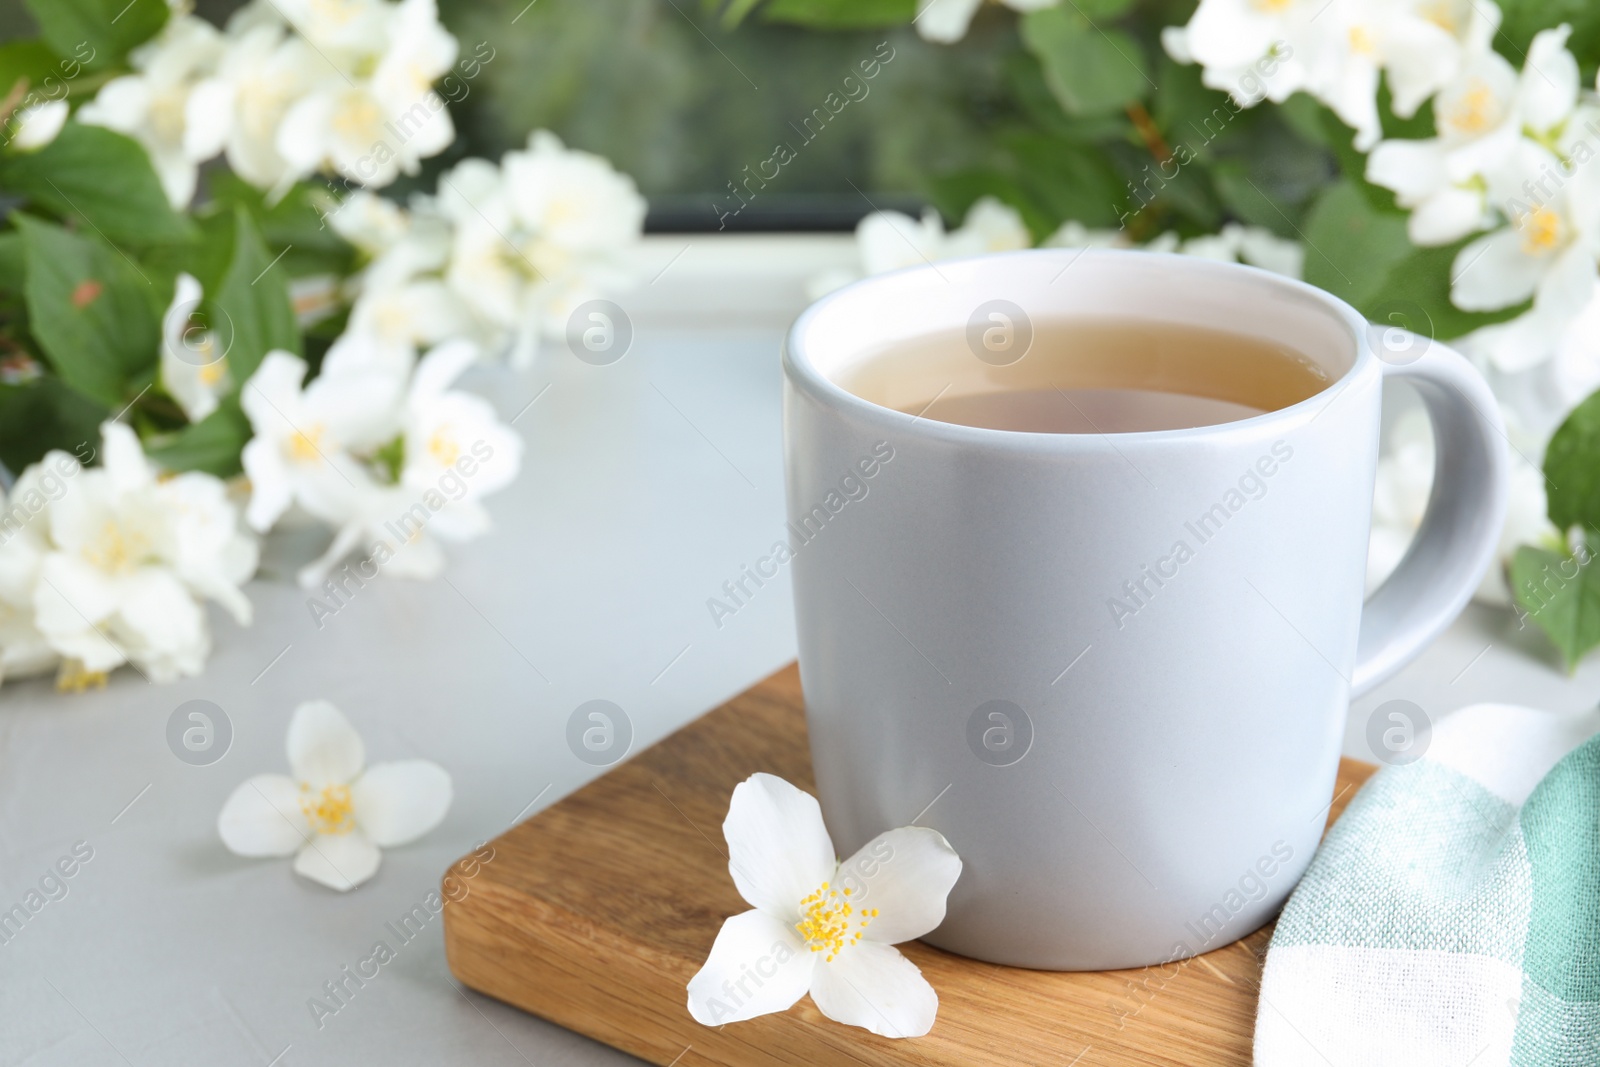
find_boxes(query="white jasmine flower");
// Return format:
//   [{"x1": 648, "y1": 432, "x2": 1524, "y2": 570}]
[
  {"x1": 938, "y1": 196, "x2": 1032, "y2": 260},
  {"x1": 203, "y1": 12, "x2": 323, "y2": 193},
  {"x1": 1378, "y1": 0, "x2": 1501, "y2": 120},
  {"x1": 1305, "y1": 0, "x2": 1502, "y2": 151},
  {"x1": 218, "y1": 700, "x2": 452, "y2": 891},
  {"x1": 160, "y1": 273, "x2": 231, "y2": 423},
  {"x1": 340, "y1": 202, "x2": 470, "y2": 351},
  {"x1": 1369, "y1": 25, "x2": 1577, "y2": 247},
  {"x1": 861, "y1": 197, "x2": 1025, "y2": 274},
  {"x1": 9, "y1": 100, "x2": 68, "y2": 150},
  {"x1": 294, "y1": 338, "x2": 522, "y2": 585},
  {"x1": 239, "y1": 350, "x2": 403, "y2": 532},
  {"x1": 808, "y1": 198, "x2": 1027, "y2": 299},
  {"x1": 27, "y1": 423, "x2": 256, "y2": 684},
  {"x1": 439, "y1": 132, "x2": 646, "y2": 365},
  {"x1": 855, "y1": 208, "x2": 948, "y2": 277},
  {"x1": 686, "y1": 773, "x2": 961, "y2": 1038},
  {"x1": 275, "y1": 0, "x2": 457, "y2": 187},
  {"x1": 1449, "y1": 146, "x2": 1600, "y2": 371},
  {"x1": 1176, "y1": 0, "x2": 1504, "y2": 149},
  {"x1": 78, "y1": 15, "x2": 231, "y2": 207},
  {"x1": 325, "y1": 189, "x2": 413, "y2": 255},
  {"x1": 1174, "y1": 223, "x2": 1304, "y2": 277},
  {"x1": 915, "y1": 0, "x2": 1059, "y2": 44},
  {"x1": 1176, "y1": 0, "x2": 1315, "y2": 107}
]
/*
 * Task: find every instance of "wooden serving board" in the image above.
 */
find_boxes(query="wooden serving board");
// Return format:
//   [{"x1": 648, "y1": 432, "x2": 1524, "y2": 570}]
[{"x1": 444, "y1": 665, "x2": 1375, "y2": 1066}]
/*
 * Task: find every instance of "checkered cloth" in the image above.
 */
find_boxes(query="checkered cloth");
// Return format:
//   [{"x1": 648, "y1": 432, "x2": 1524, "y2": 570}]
[{"x1": 1255, "y1": 703, "x2": 1600, "y2": 1066}]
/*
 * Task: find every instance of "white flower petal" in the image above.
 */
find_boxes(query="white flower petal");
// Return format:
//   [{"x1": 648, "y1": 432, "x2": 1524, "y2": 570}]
[
  {"x1": 118, "y1": 567, "x2": 206, "y2": 659},
  {"x1": 1451, "y1": 228, "x2": 1545, "y2": 311},
  {"x1": 1518, "y1": 25, "x2": 1578, "y2": 133},
  {"x1": 1365, "y1": 139, "x2": 1446, "y2": 205},
  {"x1": 838, "y1": 827, "x2": 962, "y2": 945},
  {"x1": 409, "y1": 339, "x2": 480, "y2": 405},
  {"x1": 78, "y1": 76, "x2": 150, "y2": 133},
  {"x1": 1533, "y1": 241, "x2": 1597, "y2": 321},
  {"x1": 686, "y1": 909, "x2": 814, "y2": 1026},
  {"x1": 240, "y1": 436, "x2": 293, "y2": 532},
  {"x1": 240, "y1": 350, "x2": 309, "y2": 431},
  {"x1": 218, "y1": 774, "x2": 311, "y2": 857},
  {"x1": 33, "y1": 554, "x2": 119, "y2": 638},
  {"x1": 287, "y1": 700, "x2": 365, "y2": 786},
  {"x1": 808, "y1": 940, "x2": 938, "y2": 1038},
  {"x1": 1160, "y1": 25, "x2": 1192, "y2": 64},
  {"x1": 722, "y1": 773, "x2": 836, "y2": 921},
  {"x1": 1409, "y1": 186, "x2": 1488, "y2": 246},
  {"x1": 100, "y1": 421, "x2": 153, "y2": 496},
  {"x1": 351, "y1": 760, "x2": 452, "y2": 847},
  {"x1": 293, "y1": 830, "x2": 381, "y2": 891},
  {"x1": 11, "y1": 100, "x2": 68, "y2": 150},
  {"x1": 1380, "y1": 19, "x2": 1458, "y2": 119}
]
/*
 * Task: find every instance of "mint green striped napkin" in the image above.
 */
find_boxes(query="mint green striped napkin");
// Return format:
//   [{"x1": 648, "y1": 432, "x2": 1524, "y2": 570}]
[{"x1": 1255, "y1": 703, "x2": 1600, "y2": 1065}]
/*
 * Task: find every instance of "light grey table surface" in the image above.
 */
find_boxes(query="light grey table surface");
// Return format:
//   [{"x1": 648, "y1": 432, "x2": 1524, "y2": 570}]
[{"x1": 1, "y1": 236, "x2": 1595, "y2": 1067}]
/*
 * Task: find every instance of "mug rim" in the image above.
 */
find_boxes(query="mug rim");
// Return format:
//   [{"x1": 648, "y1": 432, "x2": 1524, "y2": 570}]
[{"x1": 782, "y1": 247, "x2": 1375, "y2": 448}]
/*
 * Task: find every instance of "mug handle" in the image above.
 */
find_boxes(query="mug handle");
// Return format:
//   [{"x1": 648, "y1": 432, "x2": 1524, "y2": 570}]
[{"x1": 1351, "y1": 329, "x2": 1510, "y2": 697}]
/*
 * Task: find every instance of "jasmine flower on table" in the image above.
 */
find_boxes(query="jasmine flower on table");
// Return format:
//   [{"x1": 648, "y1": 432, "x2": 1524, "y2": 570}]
[{"x1": 687, "y1": 773, "x2": 962, "y2": 1038}]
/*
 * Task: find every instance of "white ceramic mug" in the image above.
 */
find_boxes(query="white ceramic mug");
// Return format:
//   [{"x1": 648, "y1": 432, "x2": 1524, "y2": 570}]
[{"x1": 781, "y1": 249, "x2": 1508, "y2": 970}]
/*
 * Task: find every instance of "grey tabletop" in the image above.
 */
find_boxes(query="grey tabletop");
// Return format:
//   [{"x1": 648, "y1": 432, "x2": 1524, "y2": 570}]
[{"x1": 2, "y1": 236, "x2": 1596, "y2": 1067}]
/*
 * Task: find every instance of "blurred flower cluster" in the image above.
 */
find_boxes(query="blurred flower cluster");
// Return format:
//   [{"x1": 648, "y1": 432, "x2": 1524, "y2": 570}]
[
  {"x1": 0, "y1": 0, "x2": 645, "y2": 687},
  {"x1": 77, "y1": 0, "x2": 460, "y2": 206},
  {"x1": 329, "y1": 131, "x2": 647, "y2": 367},
  {"x1": 816, "y1": 196, "x2": 1303, "y2": 298},
  {"x1": 0, "y1": 424, "x2": 256, "y2": 687}
]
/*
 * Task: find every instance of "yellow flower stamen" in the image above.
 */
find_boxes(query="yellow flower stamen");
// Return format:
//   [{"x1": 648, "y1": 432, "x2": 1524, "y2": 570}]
[
  {"x1": 287, "y1": 425, "x2": 326, "y2": 463},
  {"x1": 1348, "y1": 25, "x2": 1376, "y2": 55},
  {"x1": 299, "y1": 783, "x2": 357, "y2": 835},
  {"x1": 795, "y1": 881, "x2": 879, "y2": 963},
  {"x1": 1419, "y1": 0, "x2": 1459, "y2": 32},
  {"x1": 56, "y1": 660, "x2": 108, "y2": 693},
  {"x1": 427, "y1": 430, "x2": 460, "y2": 467},
  {"x1": 1252, "y1": 0, "x2": 1294, "y2": 11},
  {"x1": 82, "y1": 520, "x2": 146, "y2": 574},
  {"x1": 1517, "y1": 206, "x2": 1564, "y2": 255},
  {"x1": 1446, "y1": 82, "x2": 1499, "y2": 136},
  {"x1": 199, "y1": 355, "x2": 227, "y2": 387}
]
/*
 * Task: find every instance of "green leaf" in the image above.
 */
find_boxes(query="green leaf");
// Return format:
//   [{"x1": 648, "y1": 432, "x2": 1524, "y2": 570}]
[
  {"x1": 17, "y1": 214, "x2": 158, "y2": 409},
  {"x1": 1543, "y1": 389, "x2": 1600, "y2": 533},
  {"x1": 206, "y1": 205, "x2": 301, "y2": 387},
  {"x1": 927, "y1": 169, "x2": 1057, "y2": 244},
  {"x1": 1300, "y1": 180, "x2": 1412, "y2": 310},
  {"x1": 0, "y1": 231, "x2": 25, "y2": 290},
  {"x1": 22, "y1": 0, "x2": 167, "y2": 71},
  {"x1": 0, "y1": 39, "x2": 63, "y2": 98},
  {"x1": 204, "y1": 174, "x2": 355, "y2": 278},
  {"x1": 1511, "y1": 544, "x2": 1600, "y2": 671},
  {"x1": 0, "y1": 122, "x2": 194, "y2": 244},
  {"x1": 0, "y1": 375, "x2": 105, "y2": 474},
  {"x1": 1020, "y1": 7, "x2": 1149, "y2": 117},
  {"x1": 718, "y1": 0, "x2": 766, "y2": 28},
  {"x1": 1363, "y1": 240, "x2": 1529, "y2": 342},
  {"x1": 1497, "y1": 0, "x2": 1600, "y2": 81},
  {"x1": 760, "y1": 0, "x2": 915, "y2": 27},
  {"x1": 143, "y1": 396, "x2": 249, "y2": 477},
  {"x1": 1002, "y1": 130, "x2": 1129, "y2": 229}
]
